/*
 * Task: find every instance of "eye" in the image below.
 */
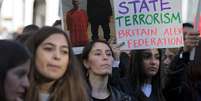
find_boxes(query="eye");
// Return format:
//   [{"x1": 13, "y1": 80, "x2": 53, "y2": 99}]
[
  {"x1": 142, "y1": 53, "x2": 151, "y2": 59},
  {"x1": 106, "y1": 52, "x2": 112, "y2": 56},
  {"x1": 169, "y1": 55, "x2": 174, "y2": 60},
  {"x1": 15, "y1": 70, "x2": 26, "y2": 79},
  {"x1": 43, "y1": 47, "x2": 53, "y2": 52},
  {"x1": 61, "y1": 49, "x2": 69, "y2": 55},
  {"x1": 162, "y1": 55, "x2": 167, "y2": 61},
  {"x1": 155, "y1": 55, "x2": 160, "y2": 60},
  {"x1": 94, "y1": 52, "x2": 101, "y2": 56}
]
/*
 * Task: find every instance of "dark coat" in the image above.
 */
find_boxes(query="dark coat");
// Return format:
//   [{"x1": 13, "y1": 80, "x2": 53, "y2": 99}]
[
  {"x1": 163, "y1": 51, "x2": 201, "y2": 101},
  {"x1": 116, "y1": 78, "x2": 164, "y2": 101},
  {"x1": 90, "y1": 86, "x2": 133, "y2": 101},
  {"x1": 87, "y1": 0, "x2": 112, "y2": 23},
  {"x1": 163, "y1": 51, "x2": 190, "y2": 101},
  {"x1": 110, "y1": 86, "x2": 132, "y2": 101},
  {"x1": 114, "y1": 52, "x2": 191, "y2": 101}
]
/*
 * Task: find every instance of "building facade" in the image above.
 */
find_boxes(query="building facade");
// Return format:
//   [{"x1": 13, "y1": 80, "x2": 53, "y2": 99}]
[
  {"x1": 0, "y1": 0, "x2": 200, "y2": 32},
  {"x1": 1, "y1": 0, "x2": 60, "y2": 32}
]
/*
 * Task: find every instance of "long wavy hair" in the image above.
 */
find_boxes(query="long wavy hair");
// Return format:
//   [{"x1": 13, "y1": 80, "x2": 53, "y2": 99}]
[
  {"x1": 25, "y1": 26, "x2": 89, "y2": 101},
  {"x1": 128, "y1": 49, "x2": 165, "y2": 101},
  {"x1": 0, "y1": 40, "x2": 31, "y2": 101}
]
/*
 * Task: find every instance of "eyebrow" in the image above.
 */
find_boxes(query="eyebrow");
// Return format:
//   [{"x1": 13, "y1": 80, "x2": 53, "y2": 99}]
[
  {"x1": 142, "y1": 51, "x2": 151, "y2": 54},
  {"x1": 143, "y1": 51, "x2": 159, "y2": 56},
  {"x1": 42, "y1": 42, "x2": 68, "y2": 49},
  {"x1": 91, "y1": 49, "x2": 111, "y2": 52}
]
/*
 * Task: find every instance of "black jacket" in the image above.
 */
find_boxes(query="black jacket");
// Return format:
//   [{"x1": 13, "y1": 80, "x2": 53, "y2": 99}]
[
  {"x1": 110, "y1": 86, "x2": 132, "y2": 101},
  {"x1": 163, "y1": 51, "x2": 188, "y2": 100},
  {"x1": 115, "y1": 77, "x2": 165, "y2": 101},
  {"x1": 163, "y1": 40, "x2": 201, "y2": 101},
  {"x1": 87, "y1": 0, "x2": 112, "y2": 23},
  {"x1": 91, "y1": 86, "x2": 133, "y2": 101},
  {"x1": 163, "y1": 51, "x2": 200, "y2": 101}
]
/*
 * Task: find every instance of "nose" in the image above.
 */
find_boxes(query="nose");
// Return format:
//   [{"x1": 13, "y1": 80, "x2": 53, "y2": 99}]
[
  {"x1": 150, "y1": 57, "x2": 158, "y2": 65},
  {"x1": 163, "y1": 58, "x2": 171, "y2": 65},
  {"x1": 22, "y1": 76, "x2": 30, "y2": 88},
  {"x1": 102, "y1": 53, "x2": 109, "y2": 60},
  {"x1": 53, "y1": 50, "x2": 61, "y2": 60}
]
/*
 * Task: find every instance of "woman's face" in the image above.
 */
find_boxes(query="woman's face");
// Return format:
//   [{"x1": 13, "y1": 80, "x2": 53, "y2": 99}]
[
  {"x1": 35, "y1": 33, "x2": 69, "y2": 80},
  {"x1": 4, "y1": 60, "x2": 30, "y2": 101},
  {"x1": 162, "y1": 49, "x2": 176, "y2": 69},
  {"x1": 142, "y1": 49, "x2": 160, "y2": 77},
  {"x1": 84, "y1": 42, "x2": 113, "y2": 76}
]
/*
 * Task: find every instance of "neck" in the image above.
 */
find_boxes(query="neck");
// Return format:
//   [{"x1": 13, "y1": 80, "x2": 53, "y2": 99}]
[
  {"x1": 89, "y1": 72, "x2": 110, "y2": 99},
  {"x1": 39, "y1": 81, "x2": 55, "y2": 93},
  {"x1": 145, "y1": 77, "x2": 152, "y2": 84},
  {"x1": 73, "y1": 6, "x2": 79, "y2": 10}
]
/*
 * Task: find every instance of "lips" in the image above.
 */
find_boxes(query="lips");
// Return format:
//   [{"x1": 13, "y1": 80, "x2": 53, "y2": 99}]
[
  {"x1": 47, "y1": 64, "x2": 61, "y2": 72},
  {"x1": 16, "y1": 92, "x2": 25, "y2": 101},
  {"x1": 101, "y1": 64, "x2": 111, "y2": 68},
  {"x1": 162, "y1": 64, "x2": 169, "y2": 70},
  {"x1": 16, "y1": 97, "x2": 23, "y2": 101},
  {"x1": 148, "y1": 67, "x2": 158, "y2": 72},
  {"x1": 48, "y1": 64, "x2": 60, "y2": 68}
]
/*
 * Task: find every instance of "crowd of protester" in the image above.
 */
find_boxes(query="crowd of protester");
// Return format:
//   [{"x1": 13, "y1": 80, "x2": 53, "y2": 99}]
[
  {"x1": 0, "y1": 21, "x2": 200, "y2": 101},
  {"x1": 1, "y1": 0, "x2": 201, "y2": 100}
]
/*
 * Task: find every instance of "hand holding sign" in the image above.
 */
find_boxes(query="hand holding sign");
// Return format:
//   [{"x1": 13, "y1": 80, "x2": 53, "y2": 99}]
[
  {"x1": 113, "y1": 0, "x2": 183, "y2": 50},
  {"x1": 183, "y1": 30, "x2": 200, "y2": 52},
  {"x1": 110, "y1": 39, "x2": 125, "y2": 60}
]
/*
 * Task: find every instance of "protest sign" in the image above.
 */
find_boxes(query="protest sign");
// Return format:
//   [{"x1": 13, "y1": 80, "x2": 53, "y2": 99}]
[{"x1": 113, "y1": 0, "x2": 183, "y2": 50}]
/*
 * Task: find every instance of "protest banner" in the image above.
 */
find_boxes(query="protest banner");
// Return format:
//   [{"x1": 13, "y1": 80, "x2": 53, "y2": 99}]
[{"x1": 113, "y1": 0, "x2": 184, "y2": 50}]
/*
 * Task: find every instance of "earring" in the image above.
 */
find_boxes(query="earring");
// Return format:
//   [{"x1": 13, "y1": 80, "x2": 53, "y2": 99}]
[{"x1": 86, "y1": 70, "x2": 89, "y2": 77}]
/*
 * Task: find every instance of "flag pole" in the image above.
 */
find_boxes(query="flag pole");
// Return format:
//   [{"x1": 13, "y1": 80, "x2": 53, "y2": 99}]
[{"x1": 190, "y1": 0, "x2": 201, "y2": 60}]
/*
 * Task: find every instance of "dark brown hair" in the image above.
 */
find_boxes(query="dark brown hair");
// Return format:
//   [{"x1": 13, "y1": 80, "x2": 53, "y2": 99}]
[
  {"x1": 81, "y1": 40, "x2": 114, "y2": 76},
  {"x1": 25, "y1": 26, "x2": 89, "y2": 101},
  {"x1": 0, "y1": 40, "x2": 31, "y2": 101},
  {"x1": 128, "y1": 49, "x2": 165, "y2": 101},
  {"x1": 82, "y1": 40, "x2": 114, "y2": 61},
  {"x1": 81, "y1": 40, "x2": 114, "y2": 89}
]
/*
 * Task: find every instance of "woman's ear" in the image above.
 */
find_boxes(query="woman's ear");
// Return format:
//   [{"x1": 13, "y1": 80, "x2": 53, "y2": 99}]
[{"x1": 83, "y1": 60, "x2": 90, "y2": 69}]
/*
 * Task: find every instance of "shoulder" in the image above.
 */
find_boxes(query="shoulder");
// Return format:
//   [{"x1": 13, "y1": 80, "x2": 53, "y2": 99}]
[
  {"x1": 67, "y1": 9, "x2": 74, "y2": 13},
  {"x1": 110, "y1": 86, "x2": 136, "y2": 101},
  {"x1": 80, "y1": 9, "x2": 86, "y2": 12},
  {"x1": 118, "y1": 78, "x2": 132, "y2": 90}
]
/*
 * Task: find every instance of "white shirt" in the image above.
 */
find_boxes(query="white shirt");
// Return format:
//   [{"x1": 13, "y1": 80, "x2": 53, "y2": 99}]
[
  {"x1": 141, "y1": 83, "x2": 152, "y2": 97},
  {"x1": 39, "y1": 92, "x2": 50, "y2": 101}
]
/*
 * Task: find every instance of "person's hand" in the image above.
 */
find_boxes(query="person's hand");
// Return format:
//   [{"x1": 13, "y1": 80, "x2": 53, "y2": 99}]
[
  {"x1": 110, "y1": 39, "x2": 124, "y2": 60},
  {"x1": 183, "y1": 30, "x2": 200, "y2": 52},
  {"x1": 109, "y1": 16, "x2": 114, "y2": 23}
]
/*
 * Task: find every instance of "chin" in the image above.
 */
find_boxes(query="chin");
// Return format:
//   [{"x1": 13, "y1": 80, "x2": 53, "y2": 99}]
[
  {"x1": 150, "y1": 73, "x2": 157, "y2": 77},
  {"x1": 146, "y1": 72, "x2": 157, "y2": 77},
  {"x1": 105, "y1": 70, "x2": 112, "y2": 75},
  {"x1": 16, "y1": 97, "x2": 24, "y2": 101},
  {"x1": 105, "y1": 71, "x2": 112, "y2": 75},
  {"x1": 98, "y1": 72, "x2": 111, "y2": 76}
]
